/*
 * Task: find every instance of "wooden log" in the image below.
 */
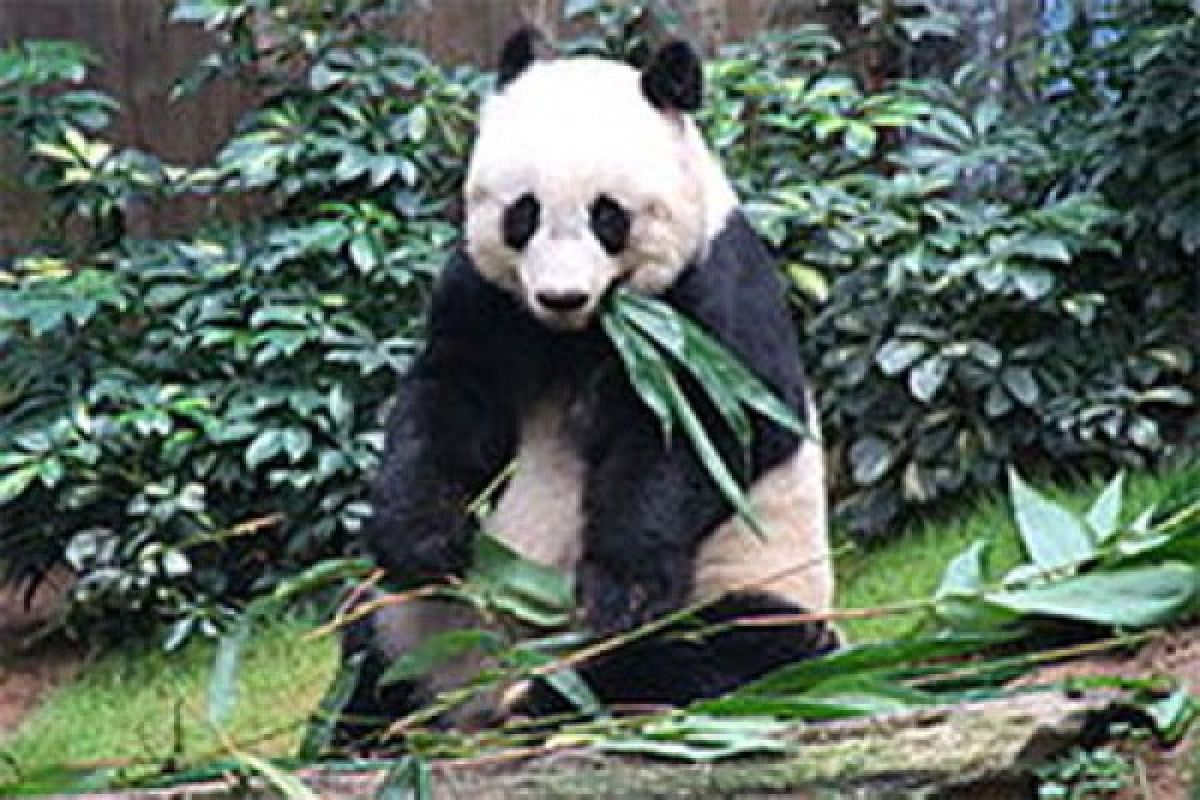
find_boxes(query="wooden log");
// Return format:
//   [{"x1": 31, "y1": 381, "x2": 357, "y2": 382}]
[{"x1": 57, "y1": 689, "x2": 1122, "y2": 800}]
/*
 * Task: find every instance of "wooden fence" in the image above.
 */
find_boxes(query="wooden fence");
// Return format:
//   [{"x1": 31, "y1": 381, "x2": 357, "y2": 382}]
[{"x1": 1, "y1": 0, "x2": 842, "y2": 253}]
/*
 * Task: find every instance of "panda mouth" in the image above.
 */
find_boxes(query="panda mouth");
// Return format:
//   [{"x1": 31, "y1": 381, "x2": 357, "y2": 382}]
[
  {"x1": 528, "y1": 278, "x2": 624, "y2": 331},
  {"x1": 531, "y1": 304, "x2": 595, "y2": 332}
]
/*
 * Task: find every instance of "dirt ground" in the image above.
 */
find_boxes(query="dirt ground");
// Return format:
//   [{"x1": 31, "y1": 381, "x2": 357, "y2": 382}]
[
  {"x1": 0, "y1": 571, "x2": 83, "y2": 735},
  {"x1": 1015, "y1": 628, "x2": 1200, "y2": 799}
]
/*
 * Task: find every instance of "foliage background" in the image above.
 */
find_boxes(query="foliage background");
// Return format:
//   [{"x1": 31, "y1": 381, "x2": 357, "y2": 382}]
[{"x1": 0, "y1": 0, "x2": 1196, "y2": 640}]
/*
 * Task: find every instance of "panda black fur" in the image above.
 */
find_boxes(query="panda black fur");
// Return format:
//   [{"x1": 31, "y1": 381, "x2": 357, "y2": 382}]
[{"x1": 335, "y1": 31, "x2": 838, "y2": 744}]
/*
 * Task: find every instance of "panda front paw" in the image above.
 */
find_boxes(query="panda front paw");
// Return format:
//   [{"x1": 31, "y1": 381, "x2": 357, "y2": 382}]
[
  {"x1": 577, "y1": 555, "x2": 690, "y2": 636},
  {"x1": 368, "y1": 526, "x2": 472, "y2": 585}
]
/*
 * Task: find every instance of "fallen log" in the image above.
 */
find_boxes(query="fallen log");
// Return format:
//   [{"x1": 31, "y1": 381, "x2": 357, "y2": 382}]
[{"x1": 51, "y1": 689, "x2": 1124, "y2": 800}]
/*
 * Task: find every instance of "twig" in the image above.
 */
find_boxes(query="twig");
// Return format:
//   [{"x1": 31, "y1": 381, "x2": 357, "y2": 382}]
[
  {"x1": 531, "y1": 544, "x2": 855, "y2": 678},
  {"x1": 722, "y1": 600, "x2": 930, "y2": 629},
  {"x1": 179, "y1": 513, "x2": 285, "y2": 551},
  {"x1": 467, "y1": 459, "x2": 518, "y2": 517},
  {"x1": 907, "y1": 631, "x2": 1157, "y2": 688},
  {"x1": 332, "y1": 568, "x2": 385, "y2": 619},
  {"x1": 435, "y1": 740, "x2": 571, "y2": 771},
  {"x1": 305, "y1": 582, "x2": 461, "y2": 641}
]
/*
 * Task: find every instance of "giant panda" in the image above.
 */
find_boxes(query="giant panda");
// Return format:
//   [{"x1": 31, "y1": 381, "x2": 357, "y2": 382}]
[{"x1": 335, "y1": 30, "x2": 838, "y2": 745}]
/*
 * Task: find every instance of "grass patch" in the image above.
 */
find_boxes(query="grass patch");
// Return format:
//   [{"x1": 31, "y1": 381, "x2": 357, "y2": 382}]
[
  {"x1": 837, "y1": 458, "x2": 1200, "y2": 640},
  {"x1": 3, "y1": 458, "x2": 1196, "y2": 773},
  {"x1": 1, "y1": 615, "x2": 338, "y2": 766}
]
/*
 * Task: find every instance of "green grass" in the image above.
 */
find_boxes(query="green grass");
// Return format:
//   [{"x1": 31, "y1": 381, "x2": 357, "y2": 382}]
[
  {"x1": 1, "y1": 615, "x2": 338, "y2": 771},
  {"x1": 837, "y1": 459, "x2": 1200, "y2": 640},
  {"x1": 2, "y1": 458, "x2": 1197, "y2": 777}
]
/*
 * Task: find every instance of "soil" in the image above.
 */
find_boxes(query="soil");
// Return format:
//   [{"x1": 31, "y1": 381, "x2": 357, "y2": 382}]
[
  {"x1": 1014, "y1": 627, "x2": 1200, "y2": 799},
  {"x1": 0, "y1": 570, "x2": 83, "y2": 735}
]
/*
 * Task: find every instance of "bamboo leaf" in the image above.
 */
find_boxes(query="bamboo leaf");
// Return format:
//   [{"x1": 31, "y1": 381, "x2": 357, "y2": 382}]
[
  {"x1": 1008, "y1": 468, "x2": 1094, "y2": 570},
  {"x1": 599, "y1": 714, "x2": 789, "y2": 762},
  {"x1": 983, "y1": 563, "x2": 1198, "y2": 628},
  {"x1": 1086, "y1": 472, "x2": 1125, "y2": 542},
  {"x1": 231, "y1": 752, "x2": 320, "y2": 800},
  {"x1": 602, "y1": 291, "x2": 814, "y2": 538},
  {"x1": 1141, "y1": 686, "x2": 1196, "y2": 743},
  {"x1": 471, "y1": 533, "x2": 573, "y2": 628},
  {"x1": 208, "y1": 619, "x2": 250, "y2": 728},
  {"x1": 380, "y1": 628, "x2": 504, "y2": 686},
  {"x1": 297, "y1": 651, "x2": 364, "y2": 759},
  {"x1": 543, "y1": 667, "x2": 604, "y2": 715},
  {"x1": 721, "y1": 633, "x2": 1010, "y2": 697},
  {"x1": 936, "y1": 540, "x2": 988, "y2": 599},
  {"x1": 375, "y1": 755, "x2": 432, "y2": 800},
  {"x1": 616, "y1": 293, "x2": 753, "y2": 454},
  {"x1": 601, "y1": 312, "x2": 673, "y2": 442},
  {"x1": 655, "y1": 345, "x2": 766, "y2": 538},
  {"x1": 272, "y1": 557, "x2": 375, "y2": 602},
  {"x1": 617, "y1": 289, "x2": 805, "y2": 437}
]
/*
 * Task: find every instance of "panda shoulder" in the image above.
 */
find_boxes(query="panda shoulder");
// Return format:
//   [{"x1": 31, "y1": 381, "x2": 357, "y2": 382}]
[
  {"x1": 426, "y1": 250, "x2": 521, "y2": 335},
  {"x1": 669, "y1": 212, "x2": 778, "y2": 304}
]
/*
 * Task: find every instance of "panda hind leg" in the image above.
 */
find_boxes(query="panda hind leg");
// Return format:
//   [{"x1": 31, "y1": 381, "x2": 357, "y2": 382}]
[
  {"x1": 513, "y1": 591, "x2": 840, "y2": 717},
  {"x1": 329, "y1": 617, "x2": 425, "y2": 754}
]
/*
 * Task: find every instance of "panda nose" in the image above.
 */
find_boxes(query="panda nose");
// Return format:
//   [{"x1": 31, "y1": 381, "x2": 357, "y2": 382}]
[{"x1": 535, "y1": 290, "x2": 590, "y2": 312}]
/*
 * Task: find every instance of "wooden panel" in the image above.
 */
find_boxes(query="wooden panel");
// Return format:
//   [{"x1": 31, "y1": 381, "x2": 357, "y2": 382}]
[
  {"x1": 0, "y1": 0, "x2": 783, "y2": 253},
  {"x1": 0, "y1": 0, "x2": 259, "y2": 249}
]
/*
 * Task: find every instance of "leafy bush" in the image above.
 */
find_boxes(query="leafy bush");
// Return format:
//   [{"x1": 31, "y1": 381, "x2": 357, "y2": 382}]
[
  {"x1": 699, "y1": 8, "x2": 1196, "y2": 535},
  {"x1": 1, "y1": 0, "x2": 1196, "y2": 637},
  {"x1": 0, "y1": 4, "x2": 484, "y2": 639}
]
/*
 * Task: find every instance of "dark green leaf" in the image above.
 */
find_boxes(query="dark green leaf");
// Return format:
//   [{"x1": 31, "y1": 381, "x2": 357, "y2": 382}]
[
  {"x1": 876, "y1": 339, "x2": 928, "y2": 375},
  {"x1": 909, "y1": 356, "x2": 950, "y2": 403},
  {"x1": 1001, "y1": 366, "x2": 1039, "y2": 406},
  {"x1": 849, "y1": 435, "x2": 895, "y2": 485},
  {"x1": 0, "y1": 465, "x2": 39, "y2": 505}
]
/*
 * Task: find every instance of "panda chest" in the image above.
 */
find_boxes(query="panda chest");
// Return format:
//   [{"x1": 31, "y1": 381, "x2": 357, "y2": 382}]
[{"x1": 487, "y1": 394, "x2": 587, "y2": 572}]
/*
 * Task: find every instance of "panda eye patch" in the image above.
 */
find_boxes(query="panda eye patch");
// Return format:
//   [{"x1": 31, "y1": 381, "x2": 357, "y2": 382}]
[
  {"x1": 503, "y1": 193, "x2": 540, "y2": 250},
  {"x1": 589, "y1": 195, "x2": 631, "y2": 255}
]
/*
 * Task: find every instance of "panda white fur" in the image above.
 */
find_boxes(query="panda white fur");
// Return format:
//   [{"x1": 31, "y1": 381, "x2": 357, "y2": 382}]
[{"x1": 336, "y1": 30, "x2": 837, "y2": 745}]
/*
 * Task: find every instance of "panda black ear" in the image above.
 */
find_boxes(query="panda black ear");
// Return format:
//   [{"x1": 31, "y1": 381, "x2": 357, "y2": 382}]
[
  {"x1": 497, "y1": 27, "x2": 539, "y2": 89},
  {"x1": 640, "y1": 39, "x2": 703, "y2": 112}
]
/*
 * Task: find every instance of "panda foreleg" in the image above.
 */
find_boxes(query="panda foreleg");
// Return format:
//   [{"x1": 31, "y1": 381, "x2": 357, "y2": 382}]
[
  {"x1": 513, "y1": 591, "x2": 839, "y2": 716},
  {"x1": 363, "y1": 343, "x2": 519, "y2": 585},
  {"x1": 578, "y1": 418, "x2": 728, "y2": 635}
]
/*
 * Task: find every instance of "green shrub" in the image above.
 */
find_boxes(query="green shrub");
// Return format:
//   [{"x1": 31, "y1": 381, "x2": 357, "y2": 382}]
[
  {"x1": 0, "y1": 5, "x2": 483, "y2": 640},
  {"x1": 700, "y1": 7, "x2": 1195, "y2": 535}
]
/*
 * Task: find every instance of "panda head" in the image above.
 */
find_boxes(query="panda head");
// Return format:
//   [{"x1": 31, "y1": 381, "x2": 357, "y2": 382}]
[{"x1": 464, "y1": 30, "x2": 737, "y2": 331}]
